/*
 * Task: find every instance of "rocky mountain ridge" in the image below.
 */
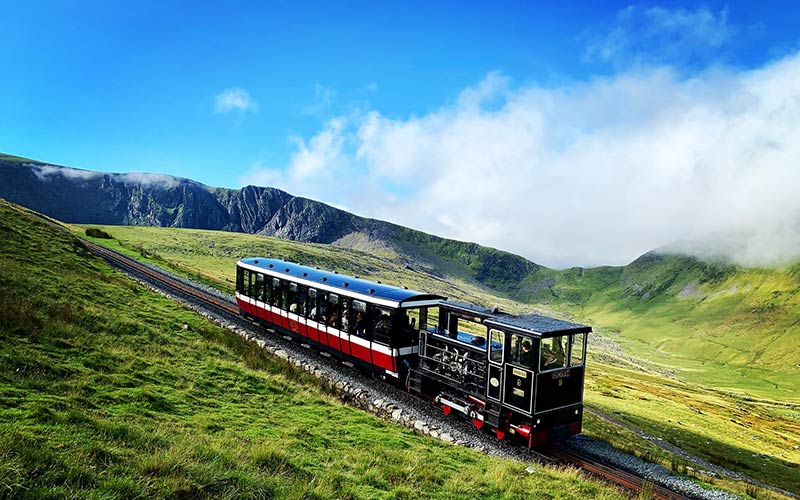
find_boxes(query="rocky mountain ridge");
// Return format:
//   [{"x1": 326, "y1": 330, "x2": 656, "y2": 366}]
[{"x1": 0, "y1": 153, "x2": 536, "y2": 292}]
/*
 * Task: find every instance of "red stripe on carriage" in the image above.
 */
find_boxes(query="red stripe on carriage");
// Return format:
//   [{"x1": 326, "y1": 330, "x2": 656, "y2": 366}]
[
  {"x1": 350, "y1": 342, "x2": 371, "y2": 363},
  {"x1": 370, "y1": 349, "x2": 395, "y2": 371},
  {"x1": 328, "y1": 330, "x2": 341, "y2": 351},
  {"x1": 307, "y1": 324, "x2": 320, "y2": 343}
]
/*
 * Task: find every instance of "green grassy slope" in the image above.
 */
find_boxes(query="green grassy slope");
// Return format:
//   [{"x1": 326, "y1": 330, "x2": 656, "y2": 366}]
[
  {"x1": 0, "y1": 201, "x2": 632, "y2": 499},
  {"x1": 544, "y1": 253, "x2": 800, "y2": 399},
  {"x1": 75, "y1": 223, "x2": 800, "y2": 496}
]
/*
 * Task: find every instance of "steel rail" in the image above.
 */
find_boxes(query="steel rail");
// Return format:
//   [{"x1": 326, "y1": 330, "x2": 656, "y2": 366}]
[
  {"x1": 546, "y1": 444, "x2": 695, "y2": 500},
  {"x1": 82, "y1": 238, "x2": 698, "y2": 500}
]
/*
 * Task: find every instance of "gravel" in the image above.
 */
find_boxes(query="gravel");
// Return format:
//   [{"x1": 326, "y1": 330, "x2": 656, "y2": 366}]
[{"x1": 115, "y1": 256, "x2": 759, "y2": 500}]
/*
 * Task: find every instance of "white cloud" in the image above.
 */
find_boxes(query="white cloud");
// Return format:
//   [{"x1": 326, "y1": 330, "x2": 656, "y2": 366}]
[
  {"x1": 302, "y1": 84, "x2": 337, "y2": 116},
  {"x1": 31, "y1": 164, "x2": 185, "y2": 189},
  {"x1": 120, "y1": 172, "x2": 182, "y2": 189},
  {"x1": 30, "y1": 164, "x2": 102, "y2": 182},
  {"x1": 585, "y1": 6, "x2": 736, "y2": 67},
  {"x1": 214, "y1": 87, "x2": 259, "y2": 114},
  {"x1": 241, "y1": 50, "x2": 800, "y2": 269}
]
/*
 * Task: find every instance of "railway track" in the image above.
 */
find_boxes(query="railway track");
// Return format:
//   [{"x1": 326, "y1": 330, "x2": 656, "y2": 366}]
[
  {"x1": 546, "y1": 444, "x2": 694, "y2": 500},
  {"x1": 82, "y1": 238, "x2": 700, "y2": 500}
]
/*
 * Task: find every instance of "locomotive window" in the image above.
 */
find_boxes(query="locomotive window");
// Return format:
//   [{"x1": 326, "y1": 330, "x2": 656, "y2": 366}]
[
  {"x1": 508, "y1": 334, "x2": 534, "y2": 369},
  {"x1": 489, "y1": 329, "x2": 504, "y2": 364},
  {"x1": 540, "y1": 336, "x2": 567, "y2": 371},
  {"x1": 570, "y1": 333, "x2": 585, "y2": 366},
  {"x1": 405, "y1": 308, "x2": 421, "y2": 333},
  {"x1": 422, "y1": 306, "x2": 442, "y2": 333}
]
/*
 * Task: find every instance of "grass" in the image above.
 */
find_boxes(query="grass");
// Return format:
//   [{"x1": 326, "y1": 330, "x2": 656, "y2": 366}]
[
  {"x1": 0, "y1": 201, "x2": 633, "y2": 498},
  {"x1": 74, "y1": 222, "x2": 800, "y2": 497}
]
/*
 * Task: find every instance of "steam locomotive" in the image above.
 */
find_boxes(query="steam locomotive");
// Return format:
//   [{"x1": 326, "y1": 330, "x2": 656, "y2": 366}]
[{"x1": 236, "y1": 257, "x2": 589, "y2": 447}]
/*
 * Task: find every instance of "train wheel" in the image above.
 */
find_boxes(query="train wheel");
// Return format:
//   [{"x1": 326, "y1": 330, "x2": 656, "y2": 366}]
[
  {"x1": 495, "y1": 429, "x2": 505, "y2": 441},
  {"x1": 472, "y1": 418, "x2": 484, "y2": 430},
  {"x1": 442, "y1": 404, "x2": 451, "y2": 416}
]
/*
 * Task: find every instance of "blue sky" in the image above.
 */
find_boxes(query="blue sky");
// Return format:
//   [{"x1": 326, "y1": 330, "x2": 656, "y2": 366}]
[{"x1": 3, "y1": 1, "x2": 800, "y2": 267}]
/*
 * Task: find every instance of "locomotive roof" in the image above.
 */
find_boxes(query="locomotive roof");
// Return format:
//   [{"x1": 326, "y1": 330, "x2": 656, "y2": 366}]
[
  {"x1": 237, "y1": 258, "x2": 445, "y2": 307},
  {"x1": 486, "y1": 313, "x2": 590, "y2": 336},
  {"x1": 441, "y1": 300, "x2": 589, "y2": 337}
]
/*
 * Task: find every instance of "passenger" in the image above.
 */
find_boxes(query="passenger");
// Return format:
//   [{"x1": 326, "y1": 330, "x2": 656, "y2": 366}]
[
  {"x1": 342, "y1": 308, "x2": 350, "y2": 331},
  {"x1": 352, "y1": 312, "x2": 366, "y2": 337},
  {"x1": 375, "y1": 313, "x2": 391, "y2": 336},
  {"x1": 289, "y1": 302, "x2": 298, "y2": 313},
  {"x1": 542, "y1": 348, "x2": 558, "y2": 369},
  {"x1": 520, "y1": 340, "x2": 533, "y2": 366},
  {"x1": 329, "y1": 310, "x2": 339, "y2": 328}
]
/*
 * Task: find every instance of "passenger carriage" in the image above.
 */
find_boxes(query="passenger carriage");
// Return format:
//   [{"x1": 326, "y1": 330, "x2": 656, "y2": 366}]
[{"x1": 235, "y1": 258, "x2": 443, "y2": 378}]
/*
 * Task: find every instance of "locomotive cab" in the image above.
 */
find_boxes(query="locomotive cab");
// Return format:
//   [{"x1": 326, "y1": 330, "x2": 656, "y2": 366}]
[{"x1": 412, "y1": 301, "x2": 589, "y2": 447}]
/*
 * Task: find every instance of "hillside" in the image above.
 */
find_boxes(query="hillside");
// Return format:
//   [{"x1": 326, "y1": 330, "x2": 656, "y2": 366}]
[
  {"x1": 75, "y1": 222, "x2": 800, "y2": 495},
  {"x1": 0, "y1": 200, "x2": 632, "y2": 498}
]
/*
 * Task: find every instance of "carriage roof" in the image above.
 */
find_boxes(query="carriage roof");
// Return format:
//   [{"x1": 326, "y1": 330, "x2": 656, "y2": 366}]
[{"x1": 237, "y1": 258, "x2": 444, "y2": 307}]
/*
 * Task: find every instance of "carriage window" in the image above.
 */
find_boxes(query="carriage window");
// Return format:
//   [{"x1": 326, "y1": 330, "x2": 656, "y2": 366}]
[
  {"x1": 287, "y1": 283, "x2": 299, "y2": 313},
  {"x1": 327, "y1": 294, "x2": 341, "y2": 329},
  {"x1": 297, "y1": 285, "x2": 308, "y2": 317},
  {"x1": 489, "y1": 329, "x2": 504, "y2": 364},
  {"x1": 341, "y1": 298, "x2": 352, "y2": 333},
  {"x1": 508, "y1": 334, "x2": 534, "y2": 369},
  {"x1": 236, "y1": 267, "x2": 245, "y2": 294},
  {"x1": 373, "y1": 307, "x2": 394, "y2": 344},
  {"x1": 541, "y1": 335, "x2": 567, "y2": 371},
  {"x1": 570, "y1": 333, "x2": 585, "y2": 366},
  {"x1": 254, "y1": 273, "x2": 264, "y2": 302},
  {"x1": 247, "y1": 270, "x2": 255, "y2": 298},
  {"x1": 307, "y1": 289, "x2": 318, "y2": 320},
  {"x1": 271, "y1": 278, "x2": 284, "y2": 309},
  {"x1": 352, "y1": 300, "x2": 368, "y2": 337}
]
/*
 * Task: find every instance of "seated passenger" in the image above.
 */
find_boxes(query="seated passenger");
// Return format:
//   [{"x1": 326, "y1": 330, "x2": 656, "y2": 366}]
[
  {"x1": 520, "y1": 340, "x2": 533, "y2": 366},
  {"x1": 352, "y1": 312, "x2": 366, "y2": 337},
  {"x1": 375, "y1": 314, "x2": 390, "y2": 336},
  {"x1": 289, "y1": 302, "x2": 298, "y2": 313},
  {"x1": 542, "y1": 348, "x2": 558, "y2": 369}
]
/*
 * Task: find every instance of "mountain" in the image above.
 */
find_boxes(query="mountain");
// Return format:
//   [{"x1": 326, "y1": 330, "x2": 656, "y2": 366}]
[{"x1": 0, "y1": 152, "x2": 539, "y2": 292}]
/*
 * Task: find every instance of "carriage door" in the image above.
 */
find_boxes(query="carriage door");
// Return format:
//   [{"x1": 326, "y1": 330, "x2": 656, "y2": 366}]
[{"x1": 486, "y1": 329, "x2": 505, "y2": 401}]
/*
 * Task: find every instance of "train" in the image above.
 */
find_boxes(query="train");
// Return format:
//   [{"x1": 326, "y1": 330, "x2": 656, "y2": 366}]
[{"x1": 236, "y1": 257, "x2": 589, "y2": 447}]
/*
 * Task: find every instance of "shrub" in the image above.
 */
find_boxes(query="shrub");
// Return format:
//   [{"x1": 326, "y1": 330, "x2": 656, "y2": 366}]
[{"x1": 85, "y1": 228, "x2": 113, "y2": 239}]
